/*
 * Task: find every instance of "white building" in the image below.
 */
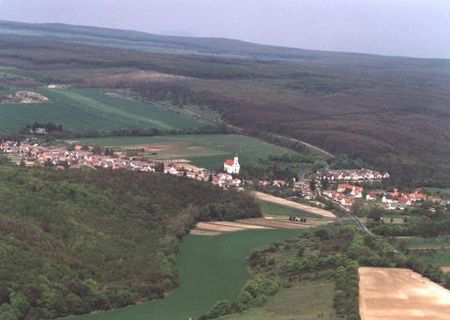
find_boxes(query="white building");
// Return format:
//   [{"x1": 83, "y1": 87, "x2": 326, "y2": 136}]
[{"x1": 223, "y1": 156, "x2": 240, "y2": 174}]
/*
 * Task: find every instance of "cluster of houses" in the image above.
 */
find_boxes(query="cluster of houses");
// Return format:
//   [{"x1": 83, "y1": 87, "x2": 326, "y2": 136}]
[
  {"x1": 321, "y1": 180, "x2": 436, "y2": 210},
  {"x1": 379, "y1": 189, "x2": 429, "y2": 210},
  {"x1": 0, "y1": 140, "x2": 242, "y2": 189},
  {"x1": 322, "y1": 183, "x2": 364, "y2": 207},
  {"x1": 318, "y1": 169, "x2": 390, "y2": 182}
]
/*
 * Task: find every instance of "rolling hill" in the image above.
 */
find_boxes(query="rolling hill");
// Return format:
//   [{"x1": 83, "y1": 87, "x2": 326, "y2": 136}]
[
  {"x1": 0, "y1": 88, "x2": 200, "y2": 134},
  {"x1": 0, "y1": 21, "x2": 449, "y2": 185}
]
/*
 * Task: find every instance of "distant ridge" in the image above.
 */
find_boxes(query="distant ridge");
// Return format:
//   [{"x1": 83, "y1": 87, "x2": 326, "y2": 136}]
[{"x1": 0, "y1": 20, "x2": 446, "y2": 62}]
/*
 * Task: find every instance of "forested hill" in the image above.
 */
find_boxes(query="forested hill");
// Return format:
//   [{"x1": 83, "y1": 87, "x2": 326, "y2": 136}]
[
  {"x1": 0, "y1": 165, "x2": 260, "y2": 319},
  {"x1": 0, "y1": 21, "x2": 449, "y2": 186},
  {"x1": 0, "y1": 20, "x2": 318, "y2": 59}
]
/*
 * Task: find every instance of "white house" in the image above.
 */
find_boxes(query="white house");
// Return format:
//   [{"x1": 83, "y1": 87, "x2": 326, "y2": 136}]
[{"x1": 223, "y1": 156, "x2": 240, "y2": 174}]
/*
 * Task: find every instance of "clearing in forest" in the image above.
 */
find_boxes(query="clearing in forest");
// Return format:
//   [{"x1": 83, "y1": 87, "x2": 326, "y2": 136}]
[{"x1": 359, "y1": 267, "x2": 450, "y2": 320}]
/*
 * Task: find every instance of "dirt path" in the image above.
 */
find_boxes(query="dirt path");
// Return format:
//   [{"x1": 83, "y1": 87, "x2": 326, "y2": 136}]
[
  {"x1": 359, "y1": 267, "x2": 450, "y2": 320},
  {"x1": 252, "y1": 191, "x2": 336, "y2": 219},
  {"x1": 271, "y1": 133, "x2": 334, "y2": 158}
]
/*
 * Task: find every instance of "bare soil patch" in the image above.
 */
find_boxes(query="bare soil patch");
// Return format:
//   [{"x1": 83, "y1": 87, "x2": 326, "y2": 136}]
[
  {"x1": 441, "y1": 266, "x2": 450, "y2": 273},
  {"x1": 359, "y1": 267, "x2": 450, "y2": 320},
  {"x1": 0, "y1": 91, "x2": 49, "y2": 104},
  {"x1": 252, "y1": 191, "x2": 336, "y2": 219},
  {"x1": 84, "y1": 70, "x2": 190, "y2": 87},
  {"x1": 191, "y1": 217, "x2": 324, "y2": 236}
]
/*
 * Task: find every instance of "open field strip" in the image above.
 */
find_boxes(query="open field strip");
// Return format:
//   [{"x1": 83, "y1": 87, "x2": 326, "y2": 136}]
[
  {"x1": 71, "y1": 134, "x2": 305, "y2": 169},
  {"x1": 253, "y1": 191, "x2": 336, "y2": 219},
  {"x1": 68, "y1": 229, "x2": 301, "y2": 320},
  {"x1": 359, "y1": 267, "x2": 450, "y2": 320},
  {"x1": 0, "y1": 89, "x2": 200, "y2": 133},
  {"x1": 191, "y1": 218, "x2": 318, "y2": 236},
  {"x1": 441, "y1": 266, "x2": 450, "y2": 273},
  {"x1": 221, "y1": 279, "x2": 337, "y2": 320}
]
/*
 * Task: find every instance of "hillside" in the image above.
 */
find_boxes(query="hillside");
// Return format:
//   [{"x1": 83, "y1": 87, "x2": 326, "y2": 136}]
[
  {"x1": 0, "y1": 21, "x2": 449, "y2": 185},
  {"x1": 0, "y1": 88, "x2": 200, "y2": 134},
  {"x1": 0, "y1": 165, "x2": 260, "y2": 319}
]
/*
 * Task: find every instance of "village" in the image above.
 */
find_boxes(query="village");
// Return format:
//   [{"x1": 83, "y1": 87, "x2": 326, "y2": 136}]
[
  {"x1": 1, "y1": 139, "x2": 448, "y2": 212},
  {"x1": 0, "y1": 139, "x2": 244, "y2": 189},
  {"x1": 317, "y1": 169, "x2": 448, "y2": 210}
]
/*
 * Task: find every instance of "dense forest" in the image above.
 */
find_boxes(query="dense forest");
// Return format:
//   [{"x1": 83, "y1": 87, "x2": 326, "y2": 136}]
[{"x1": 0, "y1": 165, "x2": 260, "y2": 319}]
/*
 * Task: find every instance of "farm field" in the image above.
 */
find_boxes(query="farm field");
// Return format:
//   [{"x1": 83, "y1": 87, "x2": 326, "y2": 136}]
[
  {"x1": 191, "y1": 217, "x2": 326, "y2": 236},
  {"x1": 69, "y1": 229, "x2": 301, "y2": 320},
  {"x1": 424, "y1": 188, "x2": 450, "y2": 196},
  {"x1": 0, "y1": 88, "x2": 200, "y2": 133},
  {"x1": 396, "y1": 236, "x2": 450, "y2": 272},
  {"x1": 258, "y1": 201, "x2": 319, "y2": 219},
  {"x1": 397, "y1": 235, "x2": 450, "y2": 249},
  {"x1": 358, "y1": 267, "x2": 450, "y2": 320},
  {"x1": 253, "y1": 191, "x2": 336, "y2": 219},
  {"x1": 220, "y1": 279, "x2": 337, "y2": 320},
  {"x1": 70, "y1": 134, "x2": 304, "y2": 170}
]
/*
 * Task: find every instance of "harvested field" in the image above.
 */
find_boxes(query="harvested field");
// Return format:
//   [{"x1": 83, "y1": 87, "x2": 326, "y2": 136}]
[
  {"x1": 252, "y1": 191, "x2": 336, "y2": 219},
  {"x1": 441, "y1": 266, "x2": 450, "y2": 273},
  {"x1": 191, "y1": 217, "x2": 324, "y2": 236},
  {"x1": 359, "y1": 267, "x2": 450, "y2": 320},
  {"x1": 237, "y1": 218, "x2": 326, "y2": 229}
]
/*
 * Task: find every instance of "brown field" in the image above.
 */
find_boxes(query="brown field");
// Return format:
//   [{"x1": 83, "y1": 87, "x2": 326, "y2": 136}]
[
  {"x1": 441, "y1": 266, "x2": 450, "y2": 273},
  {"x1": 191, "y1": 217, "x2": 322, "y2": 236},
  {"x1": 359, "y1": 267, "x2": 450, "y2": 320},
  {"x1": 252, "y1": 191, "x2": 336, "y2": 219},
  {"x1": 84, "y1": 70, "x2": 189, "y2": 87}
]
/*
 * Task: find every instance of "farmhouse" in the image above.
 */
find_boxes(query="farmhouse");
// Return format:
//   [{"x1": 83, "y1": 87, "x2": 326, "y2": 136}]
[{"x1": 223, "y1": 155, "x2": 240, "y2": 174}]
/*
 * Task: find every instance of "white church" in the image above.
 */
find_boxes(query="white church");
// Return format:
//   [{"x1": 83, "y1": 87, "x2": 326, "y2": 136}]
[{"x1": 223, "y1": 155, "x2": 240, "y2": 174}]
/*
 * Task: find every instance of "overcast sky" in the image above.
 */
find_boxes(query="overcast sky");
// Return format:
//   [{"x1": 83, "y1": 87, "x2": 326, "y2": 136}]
[{"x1": 0, "y1": 0, "x2": 449, "y2": 59}]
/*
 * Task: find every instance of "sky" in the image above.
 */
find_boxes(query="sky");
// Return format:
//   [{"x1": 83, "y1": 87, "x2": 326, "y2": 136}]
[{"x1": 0, "y1": 0, "x2": 449, "y2": 59}]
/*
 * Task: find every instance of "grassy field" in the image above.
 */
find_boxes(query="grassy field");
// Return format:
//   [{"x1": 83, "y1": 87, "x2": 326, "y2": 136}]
[
  {"x1": 397, "y1": 236, "x2": 450, "y2": 266},
  {"x1": 398, "y1": 236, "x2": 450, "y2": 248},
  {"x1": 221, "y1": 279, "x2": 337, "y2": 320},
  {"x1": 68, "y1": 229, "x2": 301, "y2": 320},
  {"x1": 258, "y1": 201, "x2": 319, "y2": 219},
  {"x1": 424, "y1": 188, "x2": 450, "y2": 196},
  {"x1": 70, "y1": 134, "x2": 303, "y2": 170},
  {"x1": 0, "y1": 88, "x2": 200, "y2": 134}
]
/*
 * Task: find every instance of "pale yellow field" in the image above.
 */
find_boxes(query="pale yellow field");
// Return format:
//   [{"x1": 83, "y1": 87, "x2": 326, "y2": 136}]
[
  {"x1": 359, "y1": 267, "x2": 450, "y2": 320},
  {"x1": 252, "y1": 191, "x2": 336, "y2": 218}
]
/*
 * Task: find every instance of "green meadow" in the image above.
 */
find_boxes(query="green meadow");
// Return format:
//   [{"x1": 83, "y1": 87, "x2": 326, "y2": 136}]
[
  {"x1": 424, "y1": 188, "x2": 450, "y2": 196},
  {"x1": 397, "y1": 236, "x2": 450, "y2": 266},
  {"x1": 221, "y1": 279, "x2": 337, "y2": 320},
  {"x1": 71, "y1": 134, "x2": 302, "y2": 170},
  {"x1": 68, "y1": 229, "x2": 301, "y2": 320},
  {"x1": 0, "y1": 88, "x2": 200, "y2": 133}
]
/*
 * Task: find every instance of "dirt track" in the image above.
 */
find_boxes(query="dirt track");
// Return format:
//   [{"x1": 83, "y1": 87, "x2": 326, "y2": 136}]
[
  {"x1": 252, "y1": 191, "x2": 336, "y2": 218},
  {"x1": 359, "y1": 267, "x2": 450, "y2": 320}
]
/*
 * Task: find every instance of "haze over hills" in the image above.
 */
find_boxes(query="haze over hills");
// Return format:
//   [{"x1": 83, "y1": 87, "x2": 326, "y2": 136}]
[{"x1": 0, "y1": 20, "x2": 450, "y2": 185}]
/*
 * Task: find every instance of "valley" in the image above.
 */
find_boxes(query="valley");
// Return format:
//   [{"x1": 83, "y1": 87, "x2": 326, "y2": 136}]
[{"x1": 0, "y1": 19, "x2": 449, "y2": 320}]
